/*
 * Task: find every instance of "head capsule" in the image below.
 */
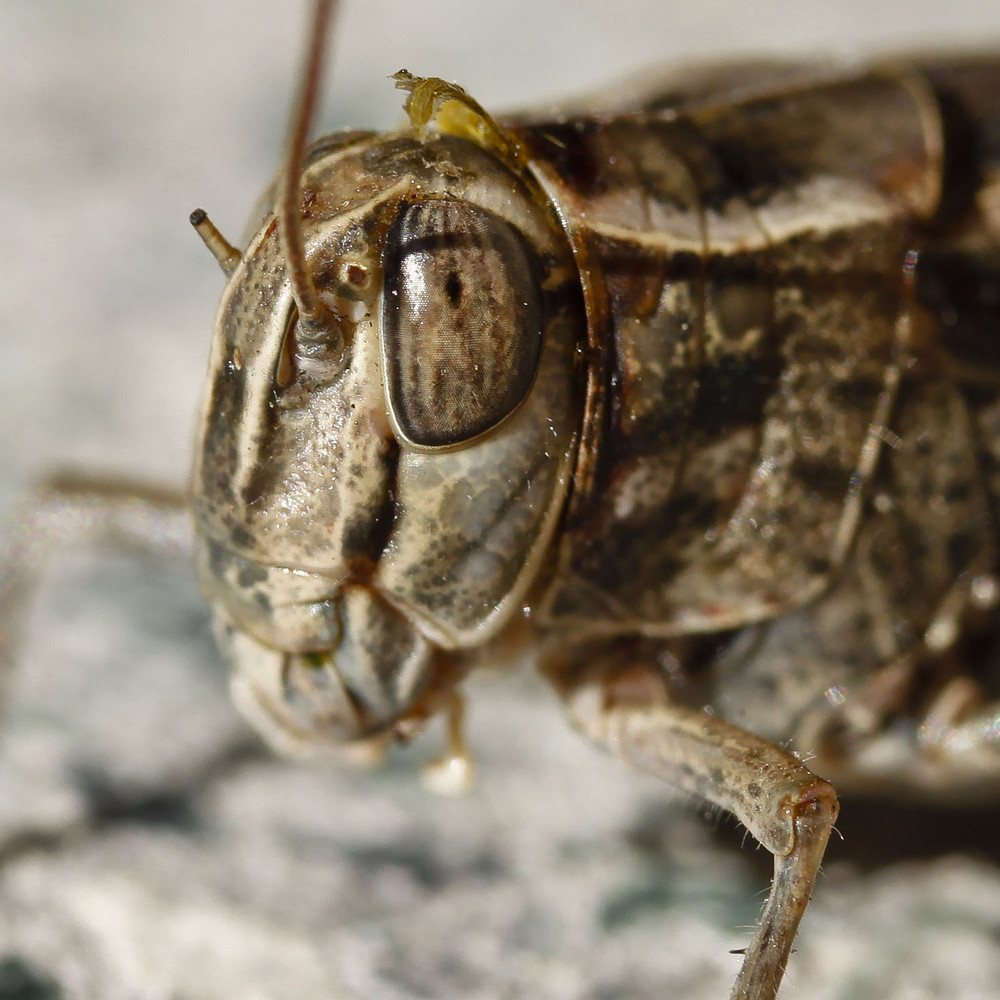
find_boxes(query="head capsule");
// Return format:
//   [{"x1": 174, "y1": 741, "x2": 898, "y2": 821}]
[{"x1": 191, "y1": 77, "x2": 583, "y2": 752}]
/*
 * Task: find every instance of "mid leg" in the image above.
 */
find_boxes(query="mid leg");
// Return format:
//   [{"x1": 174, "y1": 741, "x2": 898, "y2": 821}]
[{"x1": 802, "y1": 664, "x2": 1000, "y2": 797}]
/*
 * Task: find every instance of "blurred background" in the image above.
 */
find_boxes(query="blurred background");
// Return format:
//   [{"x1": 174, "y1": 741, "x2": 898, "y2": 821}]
[{"x1": 2, "y1": 2, "x2": 1000, "y2": 998}]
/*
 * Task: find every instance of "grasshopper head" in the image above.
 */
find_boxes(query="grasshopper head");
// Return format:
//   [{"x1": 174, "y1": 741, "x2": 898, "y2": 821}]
[{"x1": 191, "y1": 84, "x2": 582, "y2": 750}]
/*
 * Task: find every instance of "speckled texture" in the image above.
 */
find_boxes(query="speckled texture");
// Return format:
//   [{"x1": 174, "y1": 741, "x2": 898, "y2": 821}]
[{"x1": 3, "y1": 2, "x2": 1000, "y2": 999}]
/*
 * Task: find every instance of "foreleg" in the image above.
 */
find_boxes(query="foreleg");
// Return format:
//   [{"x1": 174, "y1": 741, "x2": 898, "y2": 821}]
[
  {"x1": 0, "y1": 473, "x2": 190, "y2": 713},
  {"x1": 552, "y1": 663, "x2": 838, "y2": 1000}
]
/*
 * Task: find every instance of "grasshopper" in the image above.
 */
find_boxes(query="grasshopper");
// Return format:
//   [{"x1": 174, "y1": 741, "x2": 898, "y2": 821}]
[{"x1": 4, "y1": 1, "x2": 1000, "y2": 997}]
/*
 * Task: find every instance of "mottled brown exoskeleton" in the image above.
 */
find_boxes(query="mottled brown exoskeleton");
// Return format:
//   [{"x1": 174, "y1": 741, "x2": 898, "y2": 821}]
[{"x1": 9, "y1": 0, "x2": 1000, "y2": 996}]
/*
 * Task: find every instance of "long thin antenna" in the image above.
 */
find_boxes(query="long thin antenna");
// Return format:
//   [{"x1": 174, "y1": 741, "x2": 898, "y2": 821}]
[{"x1": 279, "y1": 0, "x2": 342, "y2": 344}]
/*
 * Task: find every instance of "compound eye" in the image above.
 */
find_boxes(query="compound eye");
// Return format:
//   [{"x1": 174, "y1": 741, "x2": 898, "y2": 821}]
[{"x1": 382, "y1": 198, "x2": 542, "y2": 448}]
